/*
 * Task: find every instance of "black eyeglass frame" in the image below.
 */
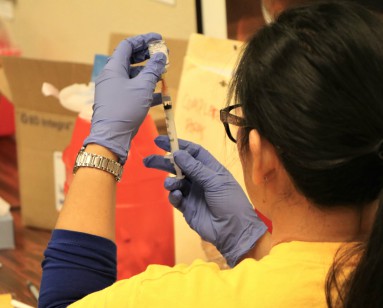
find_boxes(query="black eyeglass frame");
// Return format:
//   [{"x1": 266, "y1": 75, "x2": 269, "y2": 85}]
[{"x1": 220, "y1": 104, "x2": 247, "y2": 143}]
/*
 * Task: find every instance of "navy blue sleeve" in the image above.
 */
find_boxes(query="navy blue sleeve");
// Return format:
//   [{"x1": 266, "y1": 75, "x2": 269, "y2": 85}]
[{"x1": 39, "y1": 229, "x2": 117, "y2": 308}]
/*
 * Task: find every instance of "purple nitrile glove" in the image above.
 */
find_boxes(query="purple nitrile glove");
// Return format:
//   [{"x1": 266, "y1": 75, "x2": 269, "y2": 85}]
[
  {"x1": 84, "y1": 33, "x2": 167, "y2": 164},
  {"x1": 143, "y1": 136, "x2": 268, "y2": 267}
]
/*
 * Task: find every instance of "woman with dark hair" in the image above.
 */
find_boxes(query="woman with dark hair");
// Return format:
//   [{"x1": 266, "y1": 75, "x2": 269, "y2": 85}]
[
  {"x1": 227, "y1": 3, "x2": 383, "y2": 306},
  {"x1": 261, "y1": 0, "x2": 383, "y2": 23},
  {"x1": 39, "y1": 2, "x2": 383, "y2": 307}
]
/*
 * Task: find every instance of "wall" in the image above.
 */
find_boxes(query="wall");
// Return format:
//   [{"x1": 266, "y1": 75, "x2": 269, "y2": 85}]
[{"x1": 4, "y1": 0, "x2": 196, "y2": 63}]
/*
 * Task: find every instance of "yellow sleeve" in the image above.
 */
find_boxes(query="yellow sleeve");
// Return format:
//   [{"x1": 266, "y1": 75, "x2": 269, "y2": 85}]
[{"x1": 68, "y1": 260, "x2": 230, "y2": 308}]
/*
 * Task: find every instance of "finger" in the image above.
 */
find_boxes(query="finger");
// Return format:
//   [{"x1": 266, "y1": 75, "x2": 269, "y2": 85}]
[
  {"x1": 173, "y1": 150, "x2": 216, "y2": 186},
  {"x1": 129, "y1": 33, "x2": 162, "y2": 63},
  {"x1": 153, "y1": 135, "x2": 171, "y2": 151},
  {"x1": 138, "y1": 52, "x2": 167, "y2": 86},
  {"x1": 143, "y1": 154, "x2": 176, "y2": 174},
  {"x1": 154, "y1": 136, "x2": 226, "y2": 173},
  {"x1": 127, "y1": 67, "x2": 162, "y2": 105},
  {"x1": 151, "y1": 93, "x2": 162, "y2": 107},
  {"x1": 104, "y1": 33, "x2": 162, "y2": 78},
  {"x1": 103, "y1": 39, "x2": 133, "y2": 77},
  {"x1": 129, "y1": 66, "x2": 144, "y2": 78},
  {"x1": 178, "y1": 140, "x2": 226, "y2": 173},
  {"x1": 155, "y1": 135, "x2": 210, "y2": 156},
  {"x1": 164, "y1": 176, "x2": 183, "y2": 190},
  {"x1": 165, "y1": 176, "x2": 191, "y2": 197},
  {"x1": 154, "y1": 135, "x2": 195, "y2": 152},
  {"x1": 168, "y1": 190, "x2": 183, "y2": 208}
]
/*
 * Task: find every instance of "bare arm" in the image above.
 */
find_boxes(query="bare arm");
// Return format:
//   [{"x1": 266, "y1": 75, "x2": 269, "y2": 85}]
[{"x1": 55, "y1": 144, "x2": 117, "y2": 241}]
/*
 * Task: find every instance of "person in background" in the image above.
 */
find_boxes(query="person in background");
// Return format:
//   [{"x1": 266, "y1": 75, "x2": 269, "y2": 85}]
[
  {"x1": 261, "y1": 0, "x2": 383, "y2": 22},
  {"x1": 229, "y1": 0, "x2": 383, "y2": 41},
  {"x1": 39, "y1": 2, "x2": 383, "y2": 307}
]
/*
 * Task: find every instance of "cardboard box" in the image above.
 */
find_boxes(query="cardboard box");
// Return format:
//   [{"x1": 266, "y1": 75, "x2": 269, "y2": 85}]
[
  {"x1": 109, "y1": 34, "x2": 188, "y2": 134},
  {"x1": 0, "y1": 212, "x2": 15, "y2": 249},
  {"x1": 3, "y1": 57, "x2": 92, "y2": 229}
]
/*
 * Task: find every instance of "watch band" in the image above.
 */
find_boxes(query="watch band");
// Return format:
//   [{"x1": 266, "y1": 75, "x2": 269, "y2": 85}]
[{"x1": 73, "y1": 147, "x2": 123, "y2": 182}]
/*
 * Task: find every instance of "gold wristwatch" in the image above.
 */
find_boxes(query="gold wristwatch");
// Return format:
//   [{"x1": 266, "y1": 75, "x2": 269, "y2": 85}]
[{"x1": 73, "y1": 147, "x2": 123, "y2": 181}]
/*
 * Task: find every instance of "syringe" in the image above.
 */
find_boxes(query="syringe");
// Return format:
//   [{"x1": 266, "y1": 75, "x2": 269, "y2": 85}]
[
  {"x1": 161, "y1": 79, "x2": 184, "y2": 179},
  {"x1": 148, "y1": 40, "x2": 184, "y2": 179}
]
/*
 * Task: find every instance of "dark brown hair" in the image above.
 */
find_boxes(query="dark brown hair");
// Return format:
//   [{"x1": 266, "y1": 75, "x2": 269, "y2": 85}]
[{"x1": 229, "y1": 2, "x2": 383, "y2": 306}]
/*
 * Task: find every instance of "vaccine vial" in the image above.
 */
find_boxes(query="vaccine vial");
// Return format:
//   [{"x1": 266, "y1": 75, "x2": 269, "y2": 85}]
[{"x1": 148, "y1": 40, "x2": 170, "y2": 69}]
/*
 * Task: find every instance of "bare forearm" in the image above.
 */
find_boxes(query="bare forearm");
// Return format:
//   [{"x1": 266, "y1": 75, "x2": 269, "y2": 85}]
[{"x1": 55, "y1": 144, "x2": 118, "y2": 241}]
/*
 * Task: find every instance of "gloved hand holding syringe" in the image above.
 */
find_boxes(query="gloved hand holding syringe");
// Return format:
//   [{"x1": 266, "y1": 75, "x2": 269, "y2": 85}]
[{"x1": 148, "y1": 40, "x2": 184, "y2": 179}]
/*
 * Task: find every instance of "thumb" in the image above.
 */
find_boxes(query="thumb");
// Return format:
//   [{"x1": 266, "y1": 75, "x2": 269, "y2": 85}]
[
  {"x1": 139, "y1": 52, "x2": 167, "y2": 85},
  {"x1": 173, "y1": 150, "x2": 215, "y2": 186}
]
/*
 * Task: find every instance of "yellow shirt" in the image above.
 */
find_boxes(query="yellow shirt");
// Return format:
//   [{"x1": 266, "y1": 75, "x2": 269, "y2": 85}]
[{"x1": 69, "y1": 241, "x2": 351, "y2": 308}]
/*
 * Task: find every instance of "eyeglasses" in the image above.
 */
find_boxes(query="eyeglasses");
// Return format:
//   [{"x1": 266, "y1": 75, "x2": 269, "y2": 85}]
[{"x1": 220, "y1": 104, "x2": 246, "y2": 143}]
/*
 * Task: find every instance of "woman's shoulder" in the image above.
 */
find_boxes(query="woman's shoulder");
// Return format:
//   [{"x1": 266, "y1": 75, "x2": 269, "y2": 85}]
[{"x1": 70, "y1": 243, "x2": 345, "y2": 308}]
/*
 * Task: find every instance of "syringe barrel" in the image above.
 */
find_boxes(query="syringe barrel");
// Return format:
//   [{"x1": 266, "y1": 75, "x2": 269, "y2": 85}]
[
  {"x1": 163, "y1": 101, "x2": 184, "y2": 179},
  {"x1": 164, "y1": 106, "x2": 180, "y2": 152}
]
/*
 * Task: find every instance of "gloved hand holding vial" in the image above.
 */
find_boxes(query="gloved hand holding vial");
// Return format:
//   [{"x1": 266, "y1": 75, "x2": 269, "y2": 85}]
[{"x1": 148, "y1": 40, "x2": 184, "y2": 179}]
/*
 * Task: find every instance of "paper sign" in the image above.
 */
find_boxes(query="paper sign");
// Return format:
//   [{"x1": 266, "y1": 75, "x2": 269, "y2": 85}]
[
  {"x1": 173, "y1": 33, "x2": 244, "y2": 264},
  {"x1": 176, "y1": 33, "x2": 244, "y2": 181}
]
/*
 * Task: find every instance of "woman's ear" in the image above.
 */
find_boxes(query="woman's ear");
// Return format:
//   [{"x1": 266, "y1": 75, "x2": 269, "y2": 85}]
[{"x1": 248, "y1": 129, "x2": 279, "y2": 185}]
